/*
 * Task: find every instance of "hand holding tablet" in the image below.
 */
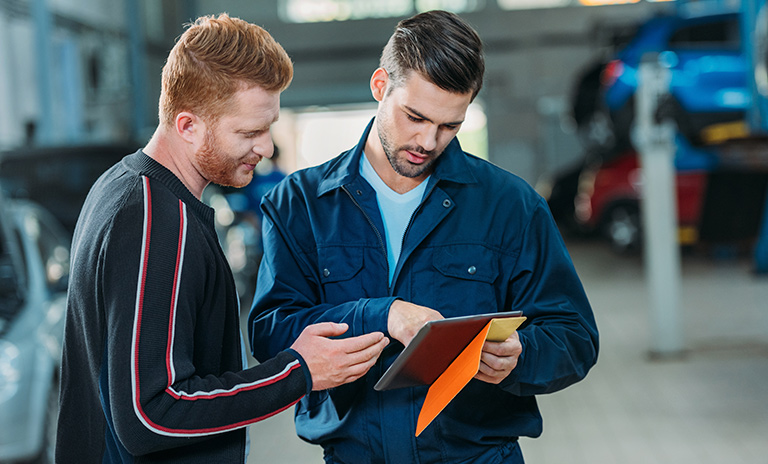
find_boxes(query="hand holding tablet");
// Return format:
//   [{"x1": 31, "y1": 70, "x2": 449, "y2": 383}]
[{"x1": 374, "y1": 311, "x2": 527, "y2": 436}]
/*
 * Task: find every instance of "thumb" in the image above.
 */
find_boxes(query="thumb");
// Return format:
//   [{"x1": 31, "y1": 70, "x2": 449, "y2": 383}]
[{"x1": 304, "y1": 322, "x2": 349, "y2": 338}]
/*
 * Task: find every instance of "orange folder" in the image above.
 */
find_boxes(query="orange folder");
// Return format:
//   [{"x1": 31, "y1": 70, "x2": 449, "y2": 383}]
[{"x1": 415, "y1": 316, "x2": 526, "y2": 436}]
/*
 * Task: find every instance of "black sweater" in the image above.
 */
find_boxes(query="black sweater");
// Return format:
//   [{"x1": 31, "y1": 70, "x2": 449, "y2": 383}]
[{"x1": 56, "y1": 150, "x2": 310, "y2": 463}]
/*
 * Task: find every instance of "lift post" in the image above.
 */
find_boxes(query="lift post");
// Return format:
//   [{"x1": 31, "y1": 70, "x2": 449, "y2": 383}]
[{"x1": 632, "y1": 53, "x2": 685, "y2": 358}]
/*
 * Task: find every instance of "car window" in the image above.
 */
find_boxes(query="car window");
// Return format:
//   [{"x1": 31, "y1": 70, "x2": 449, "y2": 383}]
[
  {"x1": 0, "y1": 224, "x2": 27, "y2": 330},
  {"x1": 24, "y1": 211, "x2": 69, "y2": 292},
  {"x1": 668, "y1": 17, "x2": 741, "y2": 50},
  {"x1": 10, "y1": 229, "x2": 27, "y2": 287}
]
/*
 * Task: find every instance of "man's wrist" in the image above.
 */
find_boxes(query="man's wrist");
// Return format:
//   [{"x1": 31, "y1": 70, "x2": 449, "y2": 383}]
[{"x1": 365, "y1": 296, "x2": 400, "y2": 338}]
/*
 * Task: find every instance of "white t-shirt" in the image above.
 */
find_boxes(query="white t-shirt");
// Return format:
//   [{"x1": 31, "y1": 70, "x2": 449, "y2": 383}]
[{"x1": 360, "y1": 153, "x2": 429, "y2": 285}]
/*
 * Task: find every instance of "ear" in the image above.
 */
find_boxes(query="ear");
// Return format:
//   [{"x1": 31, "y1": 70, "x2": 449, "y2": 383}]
[
  {"x1": 370, "y1": 68, "x2": 389, "y2": 102},
  {"x1": 175, "y1": 112, "x2": 205, "y2": 145}
]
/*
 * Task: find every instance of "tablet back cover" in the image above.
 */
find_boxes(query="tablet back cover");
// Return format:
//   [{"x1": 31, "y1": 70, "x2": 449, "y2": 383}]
[{"x1": 374, "y1": 311, "x2": 523, "y2": 391}]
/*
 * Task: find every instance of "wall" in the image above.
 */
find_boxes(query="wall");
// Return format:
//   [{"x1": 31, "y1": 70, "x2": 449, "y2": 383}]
[
  {"x1": 192, "y1": 2, "x2": 673, "y2": 181},
  {"x1": 0, "y1": 0, "x2": 134, "y2": 149},
  {"x1": 0, "y1": 1, "x2": 675, "y2": 183}
]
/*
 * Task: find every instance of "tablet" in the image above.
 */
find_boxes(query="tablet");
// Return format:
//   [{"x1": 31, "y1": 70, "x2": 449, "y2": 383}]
[{"x1": 373, "y1": 311, "x2": 524, "y2": 391}]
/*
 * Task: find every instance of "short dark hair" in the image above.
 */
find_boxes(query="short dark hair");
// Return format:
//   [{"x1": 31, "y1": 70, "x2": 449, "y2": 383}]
[{"x1": 379, "y1": 10, "x2": 484, "y2": 100}]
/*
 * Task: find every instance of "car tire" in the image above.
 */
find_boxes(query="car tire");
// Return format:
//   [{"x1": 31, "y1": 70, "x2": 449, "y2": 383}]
[
  {"x1": 578, "y1": 108, "x2": 616, "y2": 153},
  {"x1": 604, "y1": 204, "x2": 641, "y2": 253},
  {"x1": 610, "y1": 99, "x2": 635, "y2": 155}
]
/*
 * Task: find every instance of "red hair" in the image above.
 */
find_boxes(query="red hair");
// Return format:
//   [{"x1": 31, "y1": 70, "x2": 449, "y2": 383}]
[{"x1": 159, "y1": 13, "x2": 293, "y2": 126}]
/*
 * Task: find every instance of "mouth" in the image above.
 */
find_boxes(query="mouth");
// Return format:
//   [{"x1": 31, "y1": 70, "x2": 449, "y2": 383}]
[
  {"x1": 242, "y1": 159, "x2": 260, "y2": 171},
  {"x1": 405, "y1": 150, "x2": 429, "y2": 165}
]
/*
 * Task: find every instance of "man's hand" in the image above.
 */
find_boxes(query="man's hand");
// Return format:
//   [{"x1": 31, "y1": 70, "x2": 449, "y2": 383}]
[
  {"x1": 474, "y1": 331, "x2": 522, "y2": 384},
  {"x1": 387, "y1": 300, "x2": 443, "y2": 347},
  {"x1": 290, "y1": 322, "x2": 389, "y2": 391}
]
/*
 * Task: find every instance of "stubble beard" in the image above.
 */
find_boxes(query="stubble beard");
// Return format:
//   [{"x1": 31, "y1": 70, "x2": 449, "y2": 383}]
[
  {"x1": 195, "y1": 130, "x2": 254, "y2": 188},
  {"x1": 378, "y1": 126, "x2": 438, "y2": 179}
]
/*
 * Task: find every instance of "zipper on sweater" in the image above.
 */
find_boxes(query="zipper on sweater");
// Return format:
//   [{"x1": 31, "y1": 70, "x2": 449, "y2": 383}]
[{"x1": 342, "y1": 185, "x2": 390, "y2": 289}]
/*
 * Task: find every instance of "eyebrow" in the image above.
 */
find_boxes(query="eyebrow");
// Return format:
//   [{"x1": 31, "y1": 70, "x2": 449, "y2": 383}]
[
  {"x1": 404, "y1": 105, "x2": 464, "y2": 127},
  {"x1": 236, "y1": 113, "x2": 280, "y2": 133}
]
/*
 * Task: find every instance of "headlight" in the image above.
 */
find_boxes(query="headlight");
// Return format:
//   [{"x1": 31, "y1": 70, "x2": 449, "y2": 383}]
[{"x1": 0, "y1": 339, "x2": 21, "y2": 403}]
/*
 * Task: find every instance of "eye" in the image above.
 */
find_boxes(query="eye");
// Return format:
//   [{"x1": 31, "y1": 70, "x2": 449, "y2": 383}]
[
  {"x1": 242, "y1": 130, "x2": 265, "y2": 138},
  {"x1": 406, "y1": 114, "x2": 424, "y2": 123}
]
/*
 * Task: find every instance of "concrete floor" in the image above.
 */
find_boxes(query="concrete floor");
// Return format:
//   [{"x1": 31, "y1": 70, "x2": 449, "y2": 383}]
[{"x1": 245, "y1": 239, "x2": 768, "y2": 463}]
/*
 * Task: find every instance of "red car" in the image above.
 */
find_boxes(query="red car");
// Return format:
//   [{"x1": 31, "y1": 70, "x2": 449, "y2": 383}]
[{"x1": 574, "y1": 150, "x2": 708, "y2": 252}]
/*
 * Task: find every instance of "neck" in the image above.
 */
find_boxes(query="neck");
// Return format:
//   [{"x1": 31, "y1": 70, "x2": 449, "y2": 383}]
[{"x1": 143, "y1": 127, "x2": 209, "y2": 199}]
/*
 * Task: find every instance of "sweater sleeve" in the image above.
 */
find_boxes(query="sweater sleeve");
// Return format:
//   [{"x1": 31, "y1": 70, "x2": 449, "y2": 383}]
[{"x1": 102, "y1": 176, "x2": 309, "y2": 456}]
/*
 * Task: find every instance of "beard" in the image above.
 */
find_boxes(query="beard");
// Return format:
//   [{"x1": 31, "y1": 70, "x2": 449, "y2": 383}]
[
  {"x1": 195, "y1": 130, "x2": 254, "y2": 188},
  {"x1": 377, "y1": 117, "x2": 439, "y2": 179}
]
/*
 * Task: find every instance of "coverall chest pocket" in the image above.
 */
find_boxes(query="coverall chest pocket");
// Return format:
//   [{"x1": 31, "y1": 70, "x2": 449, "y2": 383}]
[
  {"x1": 428, "y1": 244, "x2": 500, "y2": 318},
  {"x1": 317, "y1": 246, "x2": 365, "y2": 304}
]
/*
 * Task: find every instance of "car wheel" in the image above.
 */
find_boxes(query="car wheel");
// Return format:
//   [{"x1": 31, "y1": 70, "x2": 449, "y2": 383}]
[
  {"x1": 611, "y1": 99, "x2": 635, "y2": 154},
  {"x1": 578, "y1": 109, "x2": 616, "y2": 153},
  {"x1": 604, "y1": 204, "x2": 641, "y2": 253}
]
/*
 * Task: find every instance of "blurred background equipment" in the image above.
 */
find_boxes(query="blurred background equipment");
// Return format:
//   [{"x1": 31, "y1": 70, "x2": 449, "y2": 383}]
[
  {"x1": 0, "y1": 1, "x2": 767, "y2": 462},
  {"x1": 0, "y1": 194, "x2": 70, "y2": 463},
  {"x1": 0, "y1": 144, "x2": 138, "y2": 233},
  {"x1": 556, "y1": 0, "x2": 768, "y2": 260}
]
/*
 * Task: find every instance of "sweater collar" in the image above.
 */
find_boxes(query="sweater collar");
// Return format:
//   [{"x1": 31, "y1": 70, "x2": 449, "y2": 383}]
[
  {"x1": 317, "y1": 117, "x2": 478, "y2": 198},
  {"x1": 126, "y1": 150, "x2": 215, "y2": 223}
]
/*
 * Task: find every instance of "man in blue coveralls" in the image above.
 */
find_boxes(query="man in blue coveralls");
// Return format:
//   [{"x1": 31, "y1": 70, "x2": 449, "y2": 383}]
[{"x1": 249, "y1": 10, "x2": 599, "y2": 463}]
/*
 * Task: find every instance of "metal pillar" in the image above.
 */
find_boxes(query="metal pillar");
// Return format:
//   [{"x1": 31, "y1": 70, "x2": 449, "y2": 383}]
[
  {"x1": 750, "y1": 0, "x2": 768, "y2": 274},
  {"x1": 126, "y1": 0, "x2": 147, "y2": 140},
  {"x1": 32, "y1": 0, "x2": 54, "y2": 144},
  {"x1": 754, "y1": 189, "x2": 768, "y2": 273},
  {"x1": 632, "y1": 54, "x2": 685, "y2": 358}
]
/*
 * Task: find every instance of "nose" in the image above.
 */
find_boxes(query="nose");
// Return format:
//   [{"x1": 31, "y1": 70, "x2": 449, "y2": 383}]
[
  {"x1": 253, "y1": 133, "x2": 274, "y2": 159},
  {"x1": 416, "y1": 125, "x2": 439, "y2": 152}
]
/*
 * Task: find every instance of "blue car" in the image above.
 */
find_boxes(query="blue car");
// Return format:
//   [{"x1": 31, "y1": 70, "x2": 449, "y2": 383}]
[{"x1": 577, "y1": 10, "x2": 749, "y2": 154}]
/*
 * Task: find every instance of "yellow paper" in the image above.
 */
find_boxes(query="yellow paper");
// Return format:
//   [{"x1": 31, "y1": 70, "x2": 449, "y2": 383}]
[
  {"x1": 486, "y1": 317, "x2": 526, "y2": 342},
  {"x1": 415, "y1": 316, "x2": 526, "y2": 436}
]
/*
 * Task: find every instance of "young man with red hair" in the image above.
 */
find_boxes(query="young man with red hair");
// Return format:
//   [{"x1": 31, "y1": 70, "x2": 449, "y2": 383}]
[{"x1": 56, "y1": 14, "x2": 388, "y2": 463}]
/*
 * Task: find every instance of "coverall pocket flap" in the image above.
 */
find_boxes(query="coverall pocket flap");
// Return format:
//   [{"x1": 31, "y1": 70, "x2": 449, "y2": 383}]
[
  {"x1": 317, "y1": 246, "x2": 364, "y2": 283},
  {"x1": 433, "y1": 245, "x2": 499, "y2": 283}
]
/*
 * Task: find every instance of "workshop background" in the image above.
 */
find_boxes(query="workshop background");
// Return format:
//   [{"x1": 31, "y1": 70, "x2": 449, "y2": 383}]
[{"x1": 0, "y1": 1, "x2": 767, "y2": 463}]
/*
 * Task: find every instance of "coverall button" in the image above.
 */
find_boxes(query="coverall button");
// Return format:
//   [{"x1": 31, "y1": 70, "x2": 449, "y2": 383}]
[
  {"x1": 468, "y1": 266, "x2": 477, "y2": 275},
  {"x1": 323, "y1": 268, "x2": 331, "y2": 277},
  {"x1": 442, "y1": 199, "x2": 451, "y2": 208}
]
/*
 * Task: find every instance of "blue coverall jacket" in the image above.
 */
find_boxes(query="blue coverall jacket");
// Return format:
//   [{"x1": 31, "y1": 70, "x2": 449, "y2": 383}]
[{"x1": 249, "y1": 119, "x2": 599, "y2": 464}]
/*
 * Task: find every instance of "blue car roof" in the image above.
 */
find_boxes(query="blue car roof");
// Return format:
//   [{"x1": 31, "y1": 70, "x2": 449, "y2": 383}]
[{"x1": 618, "y1": 12, "x2": 739, "y2": 64}]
